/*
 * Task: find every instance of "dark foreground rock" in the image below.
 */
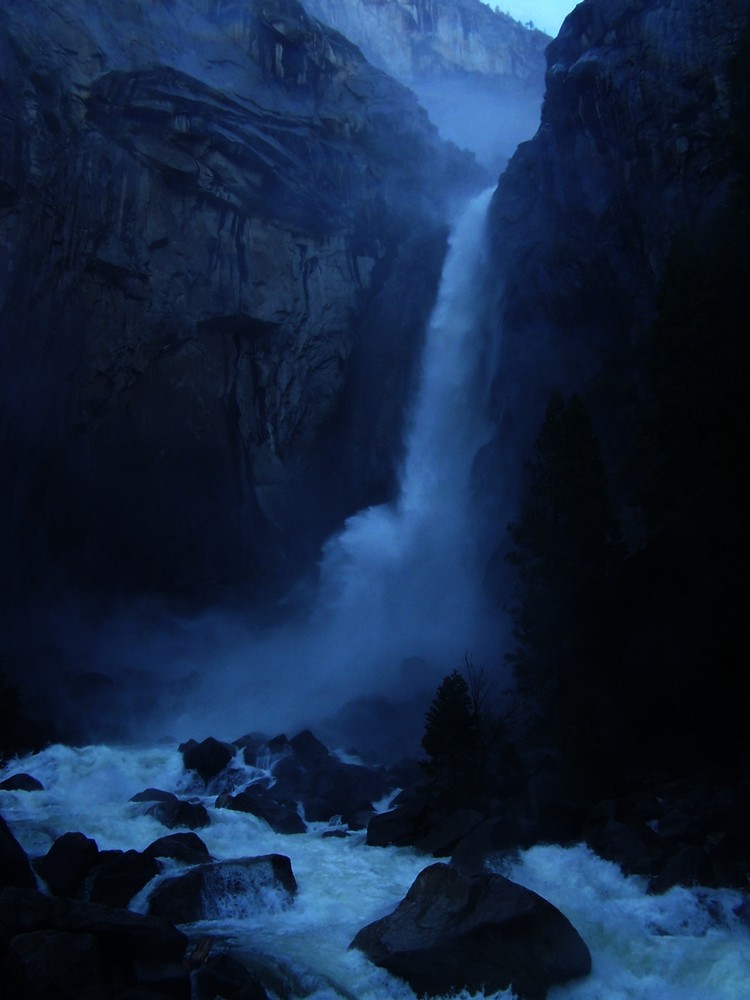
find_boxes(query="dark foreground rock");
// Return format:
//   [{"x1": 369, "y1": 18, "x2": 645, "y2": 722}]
[
  {"x1": 0, "y1": 815, "x2": 36, "y2": 890},
  {"x1": 144, "y1": 832, "x2": 212, "y2": 866},
  {"x1": 147, "y1": 855, "x2": 297, "y2": 924},
  {"x1": 0, "y1": 773, "x2": 44, "y2": 792},
  {"x1": 83, "y1": 849, "x2": 161, "y2": 909},
  {"x1": 0, "y1": 886, "x2": 189, "y2": 999},
  {"x1": 216, "y1": 784, "x2": 306, "y2": 835},
  {"x1": 351, "y1": 862, "x2": 591, "y2": 999},
  {"x1": 180, "y1": 738, "x2": 236, "y2": 785},
  {"x1": 34, "y1": 832, "x2": 100, "y2": 897},
  {"x1": 193, "y1": 953, "x2": 270, "y2": 1000}
]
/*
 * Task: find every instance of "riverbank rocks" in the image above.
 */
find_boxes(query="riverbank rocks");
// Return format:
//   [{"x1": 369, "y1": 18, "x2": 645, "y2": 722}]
[
  {"x1": 231, "y1": 728, "x2": 392, "y2": 826},
  {"x1": 216, "y1": 785, "x2": 307, "y2": 835},
  {"x1": 0, "y1": 815, "x2": 36, "y2": 890},
  {"x1": 0, "y1": 886, "x2": 189, "y2": 998},
  {"x1": 34, "y1": 832, "x2": 99, "y2": 898},
  {"x1": 144, "y1": 833, "x2": 212, "y2": 867},
  {"x1": 180, "y1": 737, "x2": 236, "y2": 785},
  {"x1": 351, "y1": 862, "x2": 591, "y2": 999},
  {"x1": 147, "y1": 855, "x2": 297, "y2": 924},
  {"x1": 83, "y1": 849, "x2": 161, "y2": 909},
  {"x1": 0, "y1": 773, "x2": 43, "y2": 792}
]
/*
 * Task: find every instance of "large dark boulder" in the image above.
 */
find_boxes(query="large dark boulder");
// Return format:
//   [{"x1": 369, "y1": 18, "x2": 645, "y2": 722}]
[
  {"x1": 147, "y1": 855, "x2": 297, "y2": 924},
  {"x1": 34, "y1": 832, "x2": 100, "y2": 897},
  {"x1": 83, "y1": 849, "x2": 161, "y2": 909},
  {"x1": 255, "y1": 731, "x2": 391, "y2": 824},
  {"x1": 147, "y1": 797, "x2": 211, "y2": 831},
  {"x1": 181, "y1": 737, "x2": 236, "y2": 784},
  {"x1": 9, "y1": 929, "x2": 103, "y2": 1000},
  {"x1": 0, "y1": 815, "x2": 36, "y2": 890},
  {"x1": 144, "y1": 832, "x2": 212, "y2": 866},
  {"x1": 0, "y1": 773, "x2": 43, "y2": 792},
  {"x1": 0, "y1": 886, "x2": 189, "y2": 997},
  {"x1": 351, "y1": 862, "x2": 591, "y2": 999},
  {"x1": 194, "y1": 953, "x2": 271, "y2": 1000},
  {"x1": 217, "y1": 785, "x2": 306, "y2": 835}
]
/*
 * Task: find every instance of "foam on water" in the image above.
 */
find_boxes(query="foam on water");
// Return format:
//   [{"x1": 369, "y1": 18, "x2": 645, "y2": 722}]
[
  {"x1": 2, "y1": 745, "x2": 749, "y2": 999},
  {"x1": 497, "y1": 845, "x2": 750, "y2": 1000}
]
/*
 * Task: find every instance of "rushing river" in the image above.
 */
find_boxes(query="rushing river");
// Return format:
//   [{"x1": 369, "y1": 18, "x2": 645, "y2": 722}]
[{"x1": 2, "y1": 743, "x2": 749, "y2": 1000}]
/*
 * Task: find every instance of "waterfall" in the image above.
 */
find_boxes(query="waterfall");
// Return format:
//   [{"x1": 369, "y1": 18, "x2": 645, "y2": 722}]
[{"x1": 315, "y1": 188, "x2": 498, "y2": 681}]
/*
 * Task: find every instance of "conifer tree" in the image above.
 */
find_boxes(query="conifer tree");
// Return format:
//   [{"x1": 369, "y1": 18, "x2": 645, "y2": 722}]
[
  {"x1": 421, "y1": 669, "x2": 480, "y2": 793},
  {"x1": 506, "y1": 392, "x2": 623, "y2": 758}
]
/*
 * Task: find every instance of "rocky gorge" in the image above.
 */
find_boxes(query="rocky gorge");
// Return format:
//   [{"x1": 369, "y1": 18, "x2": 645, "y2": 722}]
[
  {"x1": 1, "y1": 0, "x2": 750, "y2": 996},
  {"x1": 0, "y1": 0, "x2": 485, "y2": 611}
]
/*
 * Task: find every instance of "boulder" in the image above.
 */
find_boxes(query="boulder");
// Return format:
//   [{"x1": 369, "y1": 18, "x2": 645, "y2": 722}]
[
  {"x1": 217, "y1": 786, "x2": 306, "y2": 835},
  {"x1": 451, "y1": 814, "x2": 536, "y2": 875},
  {"x1": 0, "y1": 773, "x2": 44, "y2": 792},
  {"x1": 180, "y1": 737, "x2": 235, "y2": 784},
  {"x1": 146, "y1": 797, "x2": 211, "y2": 831},
  {"x1": 267, "y1": 733, "x2": 391, "y2": 824},
  {"x1": 34, "y1": 832, "x2": 100, "y2": 897},
  {"x1": 83, "y1": 850, "x2": 161, "y2": 908},
  {"x1": 9, "y1": 929, "x2": 103, "y2": 1000},
  {"x1": 147, "y1": 855, "x2": 297, "y2": 924},
  {"x1": 193, "y1": 953, "x2": 271, "y2": 1000},
  {"x1": 417, "y1": 807, "x2": 485, "y2": 858},
  {"x1": 130, "y1": 787, "x2": 179, "y2": 804},
  {"x1": 0, "y1": 886, "x2": 189, "y2": 997},
  {"x1": 351, "y1": 862, "x2": 591, "y2": 999},
  {"x1": 289, "y1": 729, "x2": 330, "y2": 765},
  {"x1": 366, "y1": 795, "x2": 432, "y2": 848},
  {"x1": 0, "y1": 814, "x2": 36, "y2": 890},
  {"x1": 144, "y1": 833, "x2": 212, "y2": 866}
]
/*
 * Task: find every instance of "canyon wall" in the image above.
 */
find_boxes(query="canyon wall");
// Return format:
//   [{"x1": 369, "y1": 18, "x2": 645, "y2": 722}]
[{"x1": 0, "y1": 0, "x2": 482, "y2": 605}]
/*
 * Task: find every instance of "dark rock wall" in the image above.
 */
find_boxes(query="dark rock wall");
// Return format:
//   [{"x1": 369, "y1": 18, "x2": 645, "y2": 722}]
[
  {"x1": 0, "y1": 0, "x2": 481, "y2": 603},
  {"x1": 479, "y1": 0, "x2": 749, "y2": 546}
]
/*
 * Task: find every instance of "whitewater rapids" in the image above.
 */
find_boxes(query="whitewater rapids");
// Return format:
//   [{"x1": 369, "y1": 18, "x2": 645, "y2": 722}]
[{"x1": 2, "y1": 742, "x2": 749, "y2": 1000}]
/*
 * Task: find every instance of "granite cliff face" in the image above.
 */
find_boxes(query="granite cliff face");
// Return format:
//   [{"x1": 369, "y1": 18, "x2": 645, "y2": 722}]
[
  {"x1": 301, "y1": 0, "x2": 550, "y2": 168},
  {"x1": 480, "y1": 0, "x2": 749, "y2": 533},
  {"x1": 301, "y1": 0, "x2": 547, "y2": 80},
  {"x1": 0, "y1": 0, "x2": 481, "y2": 603}
]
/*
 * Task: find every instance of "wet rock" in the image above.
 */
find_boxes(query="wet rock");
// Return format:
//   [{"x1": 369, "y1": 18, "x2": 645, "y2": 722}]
[
  {"x1": 147, "y1": 855, "x2": 297, "y2": 924},
  {"x1": 451, "y1": 814, "x2": 536, "y2": 875},
  {"x1": 130, "y1": 787, "x2": 179, "y2": 804},
  {"x1": 180, "y1": 737, "x2": 235, "y2": 785},
  {"x1": 0, "y1": 773, "x2": 44, "y2": 792},
  {"x1": 147, "y1": 798, "x2": 211, "y2": 831},
  {"x1": 366, "y1": 792, "x2": 433, "y2": 848},
  {"x1": 0, "y1": 814, "x2": 36, "y2": 890},
  {"x1": 217, "y1": 786, "x2": 306, "y2": 835},
  {"x1": 585, "y1": 818, "x2": 667, "y2": 878},
  {"x1": 193, "y1": 952, "x2": 270, "y2": 1000},
  {"x1": 351, "y1": 862, "x2": 591, "y2": 999},
  {"x1": 144, "y1": 833, "x2": 212, "y2": 866},
  {"x1": 9, "y1": 929, "x2": 103, "y2": 999},
  {"x1": 259, "y1": 730, "x2": 391, "y2": 824},
  {"x1": 417, "y1": 807, "x2": 485, "y2": 858},
  {"x1": 34, "y1": 832, "x2": 99, "y2": 897},
  {"x1": 0, "y1": 886, "x2": 189, "y2": 997},
  {"x1": 648, "y1": 845, "x2": 715, "y2": 895},
  {"x1": 83, "y1": 850, "x2": 161, "y2": 909}
]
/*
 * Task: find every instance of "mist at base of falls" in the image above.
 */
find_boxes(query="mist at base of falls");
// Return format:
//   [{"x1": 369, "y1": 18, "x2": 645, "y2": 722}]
[{"x1": 12, "y1": 189, "x2": 509, "y2": 760}]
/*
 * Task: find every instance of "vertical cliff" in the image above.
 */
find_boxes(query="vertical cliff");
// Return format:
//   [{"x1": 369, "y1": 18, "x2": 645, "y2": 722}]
[
  {"x1": 300, "y1": 0, "x2": 550, "y2": 168},
  {"x1": 0, "y1": 0, "x2": 482, "y2": 606},
  {"x1": 481, "y1": 0, "x2": 749, "y2": 528}
]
